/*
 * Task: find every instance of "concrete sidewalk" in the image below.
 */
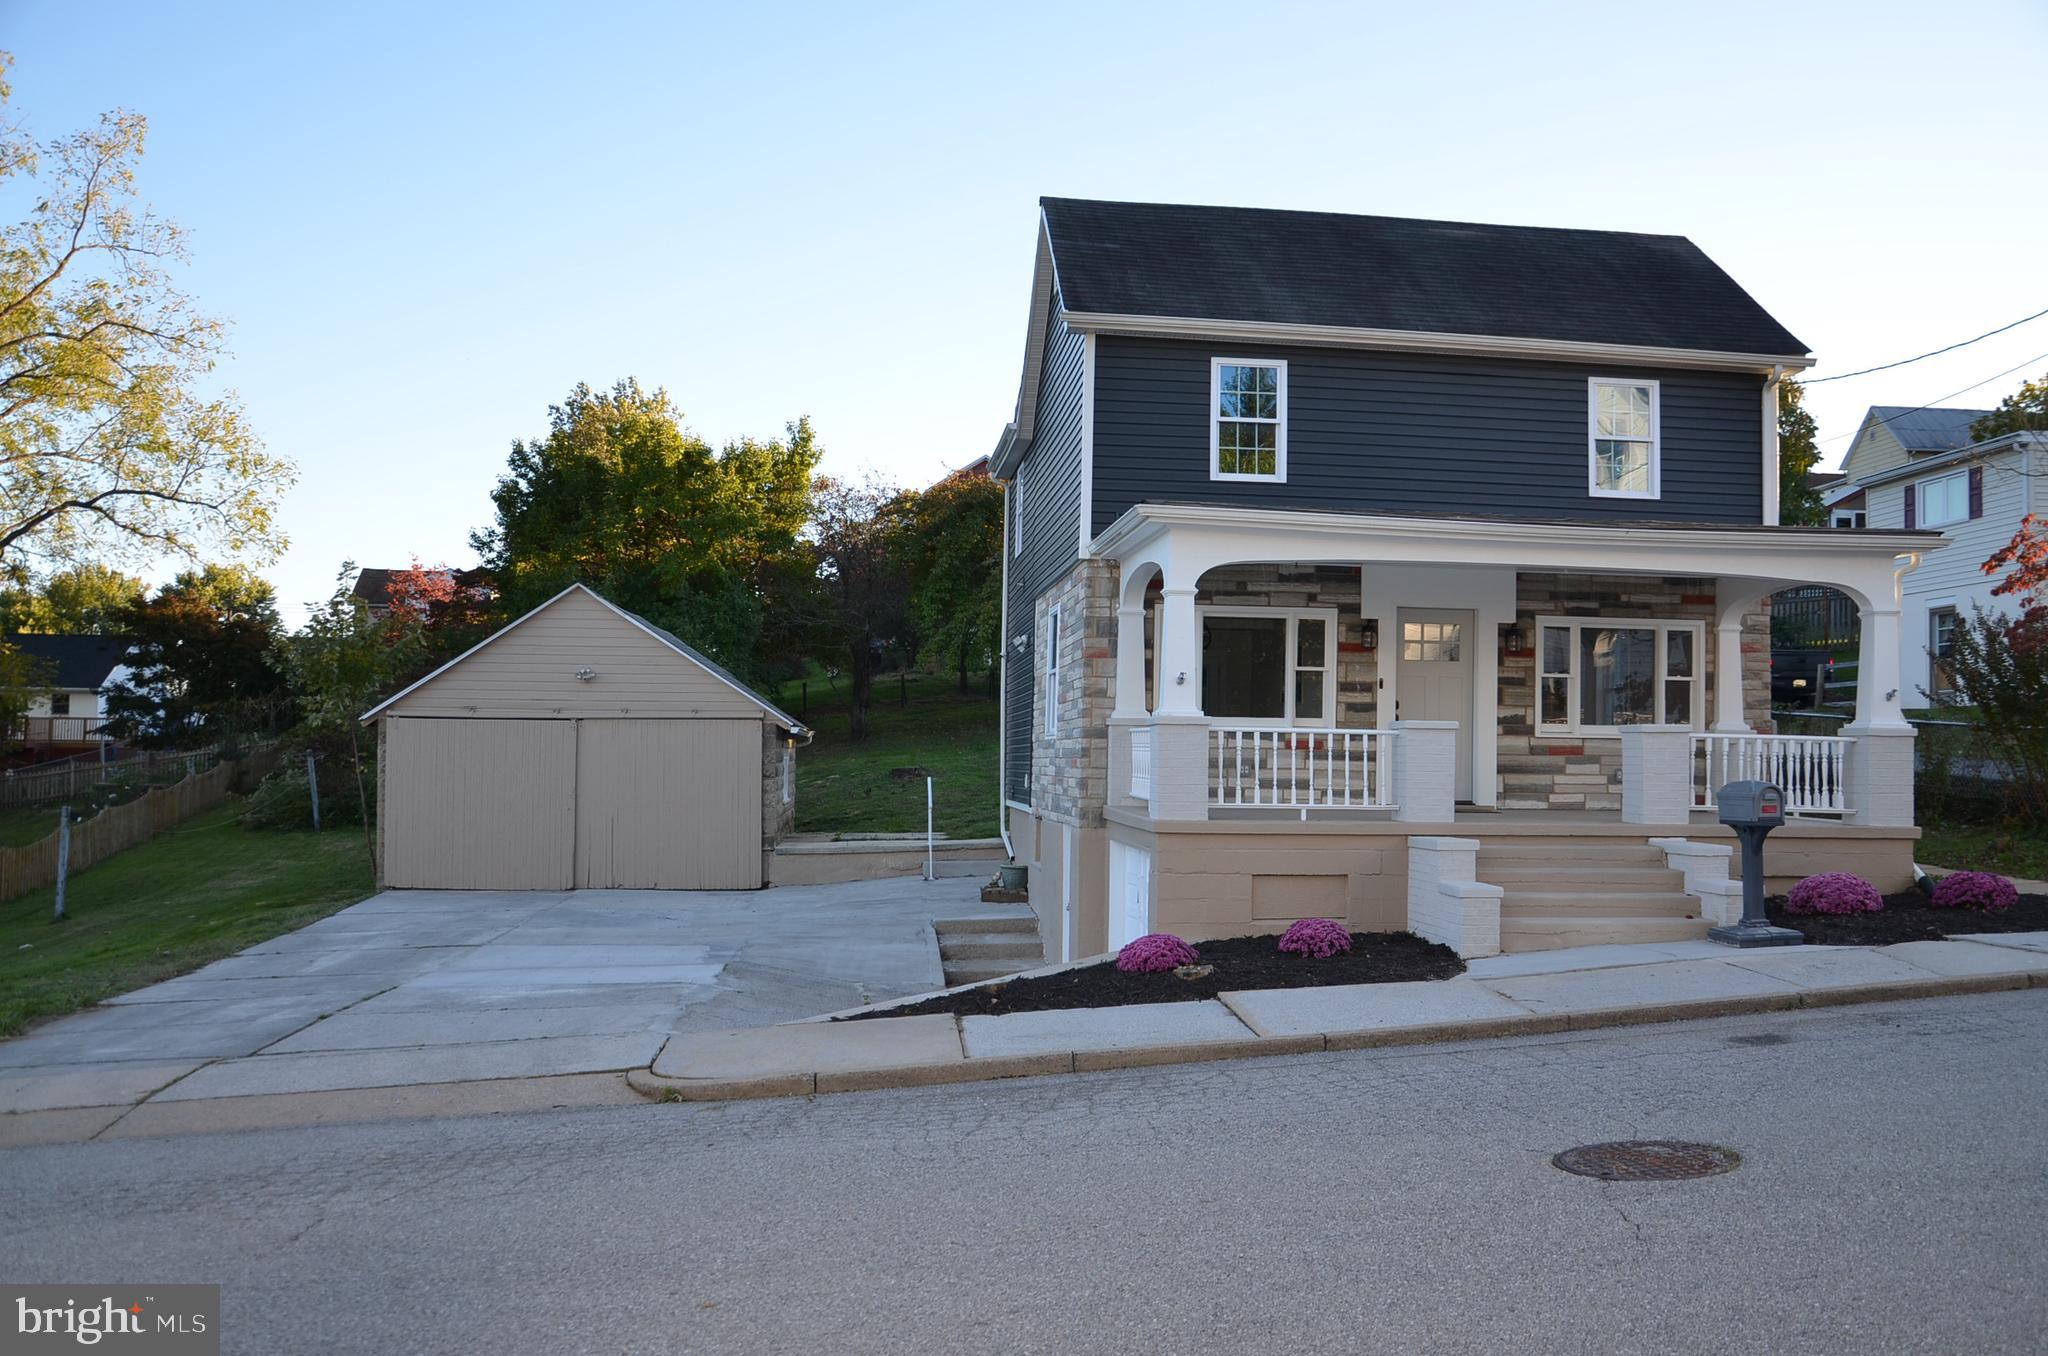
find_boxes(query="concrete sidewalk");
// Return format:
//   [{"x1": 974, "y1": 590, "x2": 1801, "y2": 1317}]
[
  {"x1": 634, "y1": 932, "x2": 2048, "y2": 1101},
  {"x1": 1, "y1": 876, "x2": 1011, "y2": 1137}
]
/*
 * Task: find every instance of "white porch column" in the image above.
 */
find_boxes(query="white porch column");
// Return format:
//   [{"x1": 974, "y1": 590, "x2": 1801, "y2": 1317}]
[
  {"x1": 1851, "y1": 605, "x2": 1910, "y2": 730},
  {"x1": 1154, "y1": 585, "x2": 1201, "y2": 715},
  {"x1": 1145, "y1": 583, "x2": 1209, "y2": 819},
  {"x1": 1843, "y1": 602, "x2": 1916, "y2": 826},
  {"x1": 1391, "y1": 719, "x2": 1457, "y2": 823},
  {"x1": 1712, "y1": 581, "x2": 1768, "y2": 733},
  {"x1": 1620, "y1": 724, "x2": 1694, "y2": 824},
  {"x1": 1112, "y1": 602, "x2": 1148, "y2": 718}
]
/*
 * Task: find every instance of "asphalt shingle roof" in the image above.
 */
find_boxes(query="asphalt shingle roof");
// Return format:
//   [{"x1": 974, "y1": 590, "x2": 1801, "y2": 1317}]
[
  {"x1": 3, "y1": 633, "x2": 130, "y2": 690},
  {"x1": 1864, "y1": 405, "x2": 1996, "y2": 454},
  {"x1": 1040, "y1": 197, "x2": 1809, "y2": 357}
]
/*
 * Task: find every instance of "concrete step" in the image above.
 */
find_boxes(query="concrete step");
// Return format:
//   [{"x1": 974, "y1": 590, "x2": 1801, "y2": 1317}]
[
  {"x1": 941, "y1": 962, "x2": 1034, "y2": 985},
  {"x1": 1499, "y1": 915, "x2": 1712, "y2": 951},
  {"x1": 932, "y1": 859, "x2": 1006, "y2": 878},
  {"x1": 1500, "y1": 890, "x2": 1702, "y2": 918},
  {"x1": 1480, "y1": 863, "x2": 1686, "y2": 889},
  {"x1": 1478, "y1": 843, "x2": 1667, "y2": 866},
  {"x1": 935, "y1": 915, "x2": 1037, "y2": 934},
  {"x1": 939, "y1": 935, "x2": 1044, "y2": 962}
]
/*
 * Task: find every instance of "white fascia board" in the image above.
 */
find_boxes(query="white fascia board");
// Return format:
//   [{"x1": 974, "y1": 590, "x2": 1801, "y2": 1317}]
[
  {"x1": 992, "y1": 220, "x2": 1061, "y2": 479},
  {"x1": 1061, "y1": 310, "x2": 1813, "y2": 375}
]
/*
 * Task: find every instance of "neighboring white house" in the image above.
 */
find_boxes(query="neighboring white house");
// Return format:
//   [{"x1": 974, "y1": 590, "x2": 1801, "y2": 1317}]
[
  {"x1": 1845, "y1": 407, "x2": 2042, "y2": 702},
  {"x1": 5, "y1": 633, "x2": 133, "y2": 748}
]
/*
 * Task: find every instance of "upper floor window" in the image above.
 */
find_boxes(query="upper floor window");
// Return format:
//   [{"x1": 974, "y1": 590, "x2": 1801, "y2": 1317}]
[
  {"x1": 1917, "y1": 470, "x2": 1968, "y2": 527},
  {"x1": 1588, "y1": 379, "x2": 1660, "y2": 499},
  {"x1": 1210, "y1": 359, "x2": 1286, "y2": 482}
]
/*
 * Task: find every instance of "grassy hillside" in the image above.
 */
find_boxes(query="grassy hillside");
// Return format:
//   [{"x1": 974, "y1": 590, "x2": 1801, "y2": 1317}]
[
  {"x1": 0, "y1": 804, "x2": 374, "y2": 1037},
  {"x1": 772, "y1": 669, "x2": 1001, "y2": 840}
]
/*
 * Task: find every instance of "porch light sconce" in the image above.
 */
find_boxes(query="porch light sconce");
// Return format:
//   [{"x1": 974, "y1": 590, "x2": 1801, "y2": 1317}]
[
  {"x1": 1501, "y1": 624, "x2": 1532, "y2": 658},
  {"x1": 1361, "y1": 619, "x2": 1377, "y2": 651},
  {"x1": 574, "y1": 667, "x2": 598, "y2": 683}
]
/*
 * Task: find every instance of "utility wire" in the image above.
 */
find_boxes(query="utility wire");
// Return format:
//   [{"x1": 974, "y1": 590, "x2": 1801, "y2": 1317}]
[
  {"x1": 1802, "y1": 305, "x2": 2048, "y2": 384},
  {"x1": 1818, "y1": 347, "x2": 2048, "y2": 445}
]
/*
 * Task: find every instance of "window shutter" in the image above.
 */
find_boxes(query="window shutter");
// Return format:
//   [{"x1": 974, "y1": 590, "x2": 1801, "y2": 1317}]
[
  {"x1": 1903, "y1": 484, "x2": 1915, "y2": 530},
  {"x1": 1968, "y1": 465, "x2": 1984, "y2": 519}
]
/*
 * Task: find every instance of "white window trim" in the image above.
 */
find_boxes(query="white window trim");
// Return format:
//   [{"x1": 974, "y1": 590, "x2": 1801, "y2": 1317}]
[
  {"x1": 1043, "y1": 604, "x2": 1061, "y2": 737},
  {"x1": 1209, "y1": 357, "x2": 1288, "y2": 483},
  {"x1": 1586, "y1": 377, "x2": 1661, "y2": 500},
  {"x1": 1917, "y1": 469, "x2": 1968, "y2": 527},
  {"x1": 1195, "y1": 604, "x2": 1337, "y2": 727},
  {"x1": 1535, "y1": 615, "x2": 1704, "y2": 735}
]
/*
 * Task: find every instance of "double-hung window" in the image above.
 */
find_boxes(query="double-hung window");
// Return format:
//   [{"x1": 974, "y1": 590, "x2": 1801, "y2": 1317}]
[
  {"x1": 1588, "y1": 378, "x2": 1659, "y2": 498},
  {"x1": 1538, "y1": 617, "x2": 1702, "y2": 733},
  {"x1": 1917, "y1": 471, "x2": 1968, "y2": 527},
  {"x1": 1198, "y1": 607, "x2": 1335, "y2": 726},
  {"x1": 1928, "y1": 606, "x2": 1959, "y2": 700},
  {"x1": 1211, "y1": 359, "x2": 1286, "y2": 481},
  {"x1": 1043, "y1": 606, "x2": 1061, "y2": 736}
]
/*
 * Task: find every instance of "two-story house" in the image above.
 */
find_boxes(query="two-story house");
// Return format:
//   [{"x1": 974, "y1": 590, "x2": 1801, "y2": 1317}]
[
  {"x1": 1838, "y1": 405, "x2": 2042, "y2": 702},
  {"x1": 992, "y1": 198, "x2": 1942, "y2": 964}
]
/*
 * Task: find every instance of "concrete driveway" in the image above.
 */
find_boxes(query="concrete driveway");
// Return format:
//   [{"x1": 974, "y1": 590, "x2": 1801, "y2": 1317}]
[{"x1": 0, "y1": 877, "x2": 1013, "y2": 1117}]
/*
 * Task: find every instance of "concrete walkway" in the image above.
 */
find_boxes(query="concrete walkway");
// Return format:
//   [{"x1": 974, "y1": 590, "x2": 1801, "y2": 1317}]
[
  {"x1": 0, "y1": 876, "x2": 1012, "y2": 1131},
  {"x1": 636, "y1": 932, "x2": 2048, "y2": 1101}
]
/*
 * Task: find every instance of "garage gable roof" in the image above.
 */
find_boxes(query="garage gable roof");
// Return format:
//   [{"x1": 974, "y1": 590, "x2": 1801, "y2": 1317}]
[{"x1": 360, "y1": 583, "x2": 806, "y2": 732}]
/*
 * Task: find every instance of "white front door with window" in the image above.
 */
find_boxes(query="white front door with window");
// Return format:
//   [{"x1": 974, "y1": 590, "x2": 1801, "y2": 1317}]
[{"x1": 1396, "y1": 608, "x2": 1475, "y2": 801}]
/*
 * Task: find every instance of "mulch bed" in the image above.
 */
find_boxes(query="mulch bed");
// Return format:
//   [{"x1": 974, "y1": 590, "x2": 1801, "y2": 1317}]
[
  {"x1": 1766, "y1": 891, "x2": 2048, "y2": 946},
  {"x1": 843, "y1": 931, "x2": 1464, "y2": 1021}
]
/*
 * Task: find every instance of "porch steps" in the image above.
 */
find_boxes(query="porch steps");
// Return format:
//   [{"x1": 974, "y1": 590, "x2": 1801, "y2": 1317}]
[
  {"x1": 1478, "y1": 842, "x2": 1709, "y2": 953},
  {"x1": 934, "y1": 914, "x2": 1044, "y2": 986}
]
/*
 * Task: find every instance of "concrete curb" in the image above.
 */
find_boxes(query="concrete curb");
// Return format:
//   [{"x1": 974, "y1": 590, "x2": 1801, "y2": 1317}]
[{"x1": 625, "y1": 968, "x2": 2048, "y2": 1104}]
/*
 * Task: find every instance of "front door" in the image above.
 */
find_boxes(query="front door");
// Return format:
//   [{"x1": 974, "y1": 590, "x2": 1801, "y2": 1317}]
[{"x1": 1396, "y1": 608, "x2": 1475, "y2": 801}]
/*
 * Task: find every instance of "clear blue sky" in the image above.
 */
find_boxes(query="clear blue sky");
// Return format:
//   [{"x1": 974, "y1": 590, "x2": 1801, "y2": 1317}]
[{"x1": 9, "y1": 0, "x2": 2046, "y2": 616}]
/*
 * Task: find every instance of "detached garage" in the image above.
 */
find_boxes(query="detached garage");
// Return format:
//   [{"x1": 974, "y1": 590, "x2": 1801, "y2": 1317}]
[{"x1": 363, "y1": 583, "x2": 805, "y2": 891}]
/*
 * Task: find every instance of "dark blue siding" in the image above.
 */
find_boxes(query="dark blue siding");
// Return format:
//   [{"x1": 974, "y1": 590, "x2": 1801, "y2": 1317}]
[
  {"x1": 1090, "y1": 337, "x2": 1765, "y2": 536},
  {"x1": 1003, "y1": 295, "x2": 1086, "y2": 803}
]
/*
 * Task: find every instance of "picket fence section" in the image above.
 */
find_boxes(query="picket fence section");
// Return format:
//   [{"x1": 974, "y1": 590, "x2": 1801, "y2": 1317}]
[
  {"x1": 0, "y1": 745, "x2": 220, "y2": 807},
  {"x1": 0, "y1": 748, "x2": 279, "y2": 903}
]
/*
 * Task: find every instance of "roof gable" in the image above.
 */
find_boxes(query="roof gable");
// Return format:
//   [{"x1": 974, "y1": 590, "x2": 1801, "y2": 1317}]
[
  {"x1": 1038, "y1": 197, "x2": 1809, "y2": 359},
  {"x1": 362, "y1": 584, "x2": 803, "y2": 729}
]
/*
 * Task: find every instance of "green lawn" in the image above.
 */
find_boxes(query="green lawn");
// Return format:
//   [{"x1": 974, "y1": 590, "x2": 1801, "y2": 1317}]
[
  {"x1": 0, "y1": 803, "x2": 374, "y2": 1038},
  {"x1": 773, "y1": 669, "x2": 1001, "y2": 840},
  {"x1": 1916, "y1": 824, "x2": 2048, "y2": 882}
]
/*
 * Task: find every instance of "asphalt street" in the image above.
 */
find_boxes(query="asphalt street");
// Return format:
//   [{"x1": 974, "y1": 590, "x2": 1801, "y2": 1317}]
[{"x1": 2, "y1": 990, "x2": 2043, "y2": 1355}]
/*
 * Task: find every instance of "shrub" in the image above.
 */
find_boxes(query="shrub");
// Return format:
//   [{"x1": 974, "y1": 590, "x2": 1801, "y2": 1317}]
[
  {"x1": 240, "y1": 761, "x2": 371, "y2": 830},
  {"x1": 1785, "y1": 872, "x2": 1884, "y2": 916},
  {"x1": 1930, "y1": 870, "x2": 2019, "y2": 913},
  {"x1": 1115, "y1": 933, "x2": 1199, "y2": 973},
  {"x1": 1277, "y1": 918, "x2": 1353, "y2": 959}
]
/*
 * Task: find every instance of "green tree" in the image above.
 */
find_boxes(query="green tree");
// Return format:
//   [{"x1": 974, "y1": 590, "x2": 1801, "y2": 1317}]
[
  {"x1": 0, "y1": 641, "x2": 54, "y2": 744},
  {"x1": 1778, "y1": 378, "x2": 1825, "y2": 526},
  {"x1": 0, "y1": 563, "x2": 147, "y2": 633},
  {"x1": 802, "y1": 476, "x2": 912, "y2": 740},
  {"x1": 1971, "y1": 371, "x2": 2048, "y2": 442},
  {"x1": 0, "y1": 54, "x2": 292, "y2": 572},
  {"x1": 100, "y1": 566, "x2": 288, "y2": 747},
  {"x1": 898, "y1": 468, "x2": 1003, "y2": 693},
  {"x1": 471, "y1": 380, "x2": 818, "y2": 675}
]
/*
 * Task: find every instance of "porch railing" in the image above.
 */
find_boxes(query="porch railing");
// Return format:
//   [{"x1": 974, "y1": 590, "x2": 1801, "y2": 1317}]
[
  {"x1": 1210, "y1": 727, "x2": 1396, "y2": 810},
  {"x1": 1692, "y1": 732, "x2": 1853, "y2": 816},
  {"x1": 1128, "y1": 725, "x2": 1153, "y2": 802}
]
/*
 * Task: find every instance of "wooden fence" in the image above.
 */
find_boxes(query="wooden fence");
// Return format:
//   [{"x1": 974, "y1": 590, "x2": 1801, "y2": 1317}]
[
  {"x1": 0, "y1": 747, "x2": 281, "y2": 903},
  {"x1": 0, "y1": 745, "x2": 224, "y2": 807}
]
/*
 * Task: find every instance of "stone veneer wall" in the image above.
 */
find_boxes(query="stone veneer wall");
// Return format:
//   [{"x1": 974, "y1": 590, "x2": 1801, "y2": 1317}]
[
  {"x1": 1144, "y1": 564, "x2": 1380, "y2": 726},
  {"x1": 1499, "y1": 574, "x2": 1773, "y2": 810},
  {"x1": 1031, "y1": 558, "x2": 1117, "y2": 826}
]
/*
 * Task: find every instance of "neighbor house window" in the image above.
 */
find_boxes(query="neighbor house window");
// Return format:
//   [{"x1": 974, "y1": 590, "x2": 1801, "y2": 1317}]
[
  {"x1": 1199, "y1": 607, "x2": 1335, "y2": 726},
  {"x1": 1588, "y1": 379, "x2": 1660, "y2": 498},
  {"x1": 1928, "y1": 606, "x2": 1958, "y2": 700},
  {"x1": 1537, "y1": 617, "x2": 1702, "y2": 733},
  {"x1": 48, "y1": 692, "x2": 70, "y2": 716},
  {"x1": 1043, "y1": 605, "x2": 1061, "y2": 736},
  {"x1": 1917, "y1": 470, "x2": 1968, "y2": 527},
  {"x1": 1831, "y1": 509, "x2": 1866, "y2": 529},
  {"x1": 1210, "y1": 359, "x2": 1286, "y2": 481}
]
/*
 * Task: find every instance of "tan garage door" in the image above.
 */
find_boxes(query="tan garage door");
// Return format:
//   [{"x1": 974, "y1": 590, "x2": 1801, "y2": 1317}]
[
  {"x1": 383, "y1": 718, "x2": 576, "y2": 889},
  {"x1": 574, "y1": 719, "x2": 763, "y2": 889}
]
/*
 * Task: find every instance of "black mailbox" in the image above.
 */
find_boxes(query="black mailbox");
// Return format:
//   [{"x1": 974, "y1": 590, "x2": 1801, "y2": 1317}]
[{"x1": 1709, "y1": 780, "x2": 1802, "y2": 948}]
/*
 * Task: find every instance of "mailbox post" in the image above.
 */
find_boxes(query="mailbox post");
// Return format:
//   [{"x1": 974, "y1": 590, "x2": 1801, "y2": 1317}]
[{"x1": 1709, "y1": 780, "x2": 1804, "y2": 948}]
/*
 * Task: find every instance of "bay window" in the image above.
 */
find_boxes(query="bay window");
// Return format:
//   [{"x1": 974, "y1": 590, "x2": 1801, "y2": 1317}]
[
  {"x1": 1538, "y1": 617, "x2": 1702, "y2": 733},
  {"x1": 1199, "y1": 607, "x2": 1334, "y2": 725}
]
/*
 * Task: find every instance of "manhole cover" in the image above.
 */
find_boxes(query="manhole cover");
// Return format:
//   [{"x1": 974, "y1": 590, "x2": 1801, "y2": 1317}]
[{"x1": 1552, "y1": 1141, "x2": 1741, "y2": 1181}]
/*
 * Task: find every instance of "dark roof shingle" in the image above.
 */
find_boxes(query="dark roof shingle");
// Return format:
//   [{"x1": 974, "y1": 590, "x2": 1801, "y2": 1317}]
[
  {"x1": 4, "y1": 633, "x2": 131, "y2": 689},
  {"x1": 1864, "y1": 405, "x2": 1995, "y2": 454},
  {"x1": 1040, "y1": 197, "x2": 1808, "y2": 357}
]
